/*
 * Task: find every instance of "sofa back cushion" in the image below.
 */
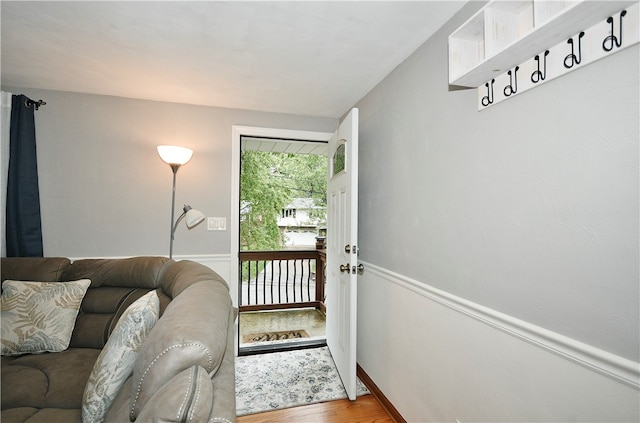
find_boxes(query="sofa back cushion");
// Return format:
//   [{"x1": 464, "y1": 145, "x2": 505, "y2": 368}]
[
  {"x1": 60, "y1": 257, "x2": 170, "y2": 288},
  {"x1": 1, "y1": 257, "x2": 70, "y2": 284},
  {"x1": 70, "y1": 287, "x2": 152, "y2": 349},
  {"x1": 61, "y1": 257, "x2": 171, "y2": 349}
]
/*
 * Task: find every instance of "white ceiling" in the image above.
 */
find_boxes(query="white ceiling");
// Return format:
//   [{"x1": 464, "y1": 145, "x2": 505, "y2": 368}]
[{"x1": 1, "y1": 1, "x2": 465, "y2": 118}]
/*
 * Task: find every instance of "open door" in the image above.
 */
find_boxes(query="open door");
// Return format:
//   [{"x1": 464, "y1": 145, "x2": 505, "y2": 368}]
[{"x1": 326, "y1": 108, "x2": 359, "y2": 400}]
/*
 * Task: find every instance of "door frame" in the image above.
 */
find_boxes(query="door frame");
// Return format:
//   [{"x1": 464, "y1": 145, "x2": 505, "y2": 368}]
[{"x1": 230, "y1": 125, "x2": 333, "y2": 355}]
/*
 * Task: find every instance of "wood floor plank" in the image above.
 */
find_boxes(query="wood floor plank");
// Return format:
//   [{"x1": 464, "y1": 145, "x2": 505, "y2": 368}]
[{"x1": 237, "y1": 395, "x2": 393, "y2": 423}]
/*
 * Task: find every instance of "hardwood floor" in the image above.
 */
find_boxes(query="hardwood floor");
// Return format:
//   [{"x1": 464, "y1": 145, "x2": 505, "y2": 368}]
[{"x1": 237, "y1": 395, "x2": 394, "y2": 423}]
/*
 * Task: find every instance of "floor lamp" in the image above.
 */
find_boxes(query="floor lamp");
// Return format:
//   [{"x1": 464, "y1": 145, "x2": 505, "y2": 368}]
[{"x1": 157, "y1": 145, "x2": 205, "y2": 259}]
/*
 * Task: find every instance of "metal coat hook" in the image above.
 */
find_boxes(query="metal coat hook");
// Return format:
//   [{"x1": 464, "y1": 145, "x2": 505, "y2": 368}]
[
  {"x1": 531, "y1": 50, "x2": 550, "y2": 83},
  {"x1": 481, "y1": 79, "x2": 495, "y2": 107},
  {"x1": 503, "y1": 66, "x2": 519, "y2": 96},
  {"x1": 603, "y1": 10, "x2": 627, "y2": 51},
  {"x1": 564, "y1": 31, "x2": 585, "y2": 69}
]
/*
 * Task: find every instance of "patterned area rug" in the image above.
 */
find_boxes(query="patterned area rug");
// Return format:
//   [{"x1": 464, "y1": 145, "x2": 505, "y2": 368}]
[{"x1": 235, "y1": 346, "x2": 370, "y2": 416}]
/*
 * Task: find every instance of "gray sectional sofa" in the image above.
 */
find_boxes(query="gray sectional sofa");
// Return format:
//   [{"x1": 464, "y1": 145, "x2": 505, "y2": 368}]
[{"x1": 1, "y1": 256, "x2": 236, "y2": 423}]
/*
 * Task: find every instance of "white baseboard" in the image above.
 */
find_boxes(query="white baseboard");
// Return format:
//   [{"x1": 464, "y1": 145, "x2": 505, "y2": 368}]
[{"x1": 362, "y1": 261, "x2": 639, "y2": 390}]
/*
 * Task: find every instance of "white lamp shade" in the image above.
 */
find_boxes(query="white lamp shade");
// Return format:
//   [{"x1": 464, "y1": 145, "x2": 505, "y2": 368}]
[
  {"x1": 185, "y1": 208, "x2": 205, "y2": 229},
  {"x1": 157, "y1": 145, "x2": 193, "y2": 165}
]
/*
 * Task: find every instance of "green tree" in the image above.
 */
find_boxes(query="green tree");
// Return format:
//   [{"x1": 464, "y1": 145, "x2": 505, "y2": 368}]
[{"x1": 240, "y1": 150, "x2": 327, "y2": 251}]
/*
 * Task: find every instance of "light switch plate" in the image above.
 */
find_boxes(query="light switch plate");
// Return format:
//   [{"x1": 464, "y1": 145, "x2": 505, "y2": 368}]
[{"x1": 207, "y1": 217, "x2": 226, "y2": 231}]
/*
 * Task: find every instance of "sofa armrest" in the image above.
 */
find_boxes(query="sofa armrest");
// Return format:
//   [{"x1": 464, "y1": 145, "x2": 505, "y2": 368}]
[
  {"x1": 136, "y1": 364, "x2": 214, "y2": 423},
  {"x1": 130, "y1": 278, "x2": 233, "y2": 420},
  {"x1": 210, "y1": 306, "x2": 238, "y2": 423}
]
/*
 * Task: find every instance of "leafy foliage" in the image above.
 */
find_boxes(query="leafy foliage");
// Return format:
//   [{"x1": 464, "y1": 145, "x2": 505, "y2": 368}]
[{"x1": 240, "y1": 150, "x2": 327, "y2": 251}]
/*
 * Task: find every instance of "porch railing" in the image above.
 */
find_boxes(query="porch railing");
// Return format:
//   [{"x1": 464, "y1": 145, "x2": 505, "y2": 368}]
[{"x1": 239, "y1": 249, "x2": 326, "y2": 313}]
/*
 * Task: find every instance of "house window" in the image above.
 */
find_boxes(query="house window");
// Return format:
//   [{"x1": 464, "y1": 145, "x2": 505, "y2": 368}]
[{"x1": 282, "y1": 208, "x2": 297, "y2": 218}]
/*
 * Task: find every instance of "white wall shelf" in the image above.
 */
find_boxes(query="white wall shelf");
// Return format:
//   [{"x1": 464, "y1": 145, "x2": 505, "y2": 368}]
[{"x1": 448, "y1": 0, "x2": 637, "y2": 88}]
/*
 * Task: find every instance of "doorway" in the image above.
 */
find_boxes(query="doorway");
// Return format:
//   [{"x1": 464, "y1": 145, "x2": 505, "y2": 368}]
[{"x1": 231, "y1": 126, "x2": 333, "y2": 355}]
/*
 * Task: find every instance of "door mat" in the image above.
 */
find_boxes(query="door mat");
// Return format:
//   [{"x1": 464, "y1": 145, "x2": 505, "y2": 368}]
[{"x1": 242, "y1": 329, "x2": 309, "y2": 344}]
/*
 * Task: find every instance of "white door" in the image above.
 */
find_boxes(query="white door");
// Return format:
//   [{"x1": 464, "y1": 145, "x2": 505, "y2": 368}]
[{"x1": 326, "y1": 108, "x2": 359, "y2": 400}]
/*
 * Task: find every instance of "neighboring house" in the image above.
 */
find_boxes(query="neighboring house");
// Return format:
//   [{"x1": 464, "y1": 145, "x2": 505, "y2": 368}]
[
  {"x1": 239, "y1": 198, "x2": 324, "y2": 247},
  {"x1": 1, "y1": 2, "x2": 638, "y2": 422},
  {"x1": 278, "y1": 198, "x2": 325, "y2": 247}
]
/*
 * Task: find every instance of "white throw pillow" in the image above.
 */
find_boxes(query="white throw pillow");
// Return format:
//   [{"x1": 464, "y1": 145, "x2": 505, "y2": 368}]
[
  {"x1": 82, "y1": 290, "x2": 160, "y2": 423},
  {"x1": 1, "y1": 279, "x2": 91, "y2": 356}
]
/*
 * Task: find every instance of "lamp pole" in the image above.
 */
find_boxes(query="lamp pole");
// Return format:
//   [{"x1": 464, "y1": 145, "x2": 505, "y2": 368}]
[
  {"x1": 158, "y1": 145, "x2": 203, "y2": 259},
  {"x1": 169, "y1": 163, "x2": 180, "y2": 259}
]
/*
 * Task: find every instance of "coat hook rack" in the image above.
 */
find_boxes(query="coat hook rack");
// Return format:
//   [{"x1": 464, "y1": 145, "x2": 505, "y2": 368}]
[{"x1": 448, "y1": 1, "x2": 639, "y2": 111}]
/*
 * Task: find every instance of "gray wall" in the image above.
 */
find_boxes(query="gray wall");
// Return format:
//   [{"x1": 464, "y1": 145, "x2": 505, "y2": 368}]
[
  {"x1": 3, "y1": 88, "x2": 336, "y2": 258},
  {"x1": 356, "y1": 2, "x2": 638, "y2": 363}
]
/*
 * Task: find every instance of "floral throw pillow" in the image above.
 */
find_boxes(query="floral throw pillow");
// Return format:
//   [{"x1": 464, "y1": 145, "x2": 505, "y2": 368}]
[
  {"x1": 82, "y1": 290, "x2": 160, "y2": 423},
  {"x1": 1, "y1": 279, "x2": 91, "y2": 356}
]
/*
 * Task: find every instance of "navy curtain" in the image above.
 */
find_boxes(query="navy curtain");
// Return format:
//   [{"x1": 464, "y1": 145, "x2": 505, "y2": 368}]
[{"x1": 6, "y1": 95, "x2": 43, "y2": 257}]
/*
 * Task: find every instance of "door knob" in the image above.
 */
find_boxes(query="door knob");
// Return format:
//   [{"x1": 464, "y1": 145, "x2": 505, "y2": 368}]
[
  {"x1": 339, "y1": 264, "x2": 350, "y2": 273},
  {"x1": 357, "y1": 264, "x2": 364, "y2": 275}
]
